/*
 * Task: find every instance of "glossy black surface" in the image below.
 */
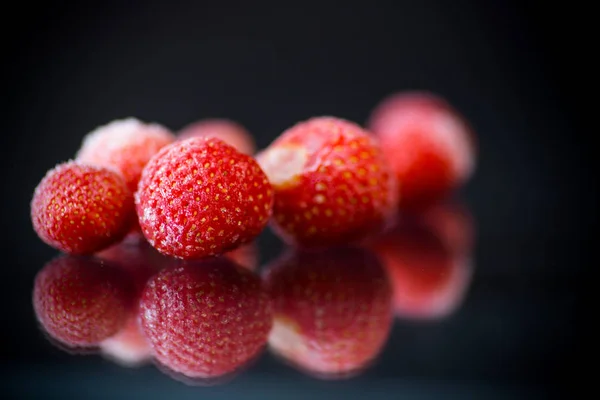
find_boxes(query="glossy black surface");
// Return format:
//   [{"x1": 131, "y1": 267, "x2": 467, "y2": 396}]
[{"x1": 3, "y1": 1, "x2": 584, "y2": 399}]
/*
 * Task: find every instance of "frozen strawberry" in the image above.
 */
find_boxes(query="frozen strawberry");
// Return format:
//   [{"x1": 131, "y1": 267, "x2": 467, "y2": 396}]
[
  {"x1": 369, "y1": 220, "x2": 473, "y2": 319},
  {"x1": 257, "y1": 117, "x2": 397, "y2": 247},
  {"x1": 368, "y1": 92, "x2": 476, "y2": 210},
  {"x1": 96, "y1": 239, "x2": 167, "y2": 366},
  {"x1": 31, "y1": 162, "x2": 135, "y2": 254},
  {"x1": 76, "y1": 118, "x2": 175, "y2": 193},
  {"x1": 136, "y1": 137, "x2": 273, "y2": 259},
  {"x1": 178, "y1": 119, "x2": 255, "y2": 155},
  {"x1": 223, "y1": 242, "x2": 259, "y2": 270},
  {"x1": 139, "y1": 259, "x2": 272, "y2": 379},
  {"x1": 33, "y1": 256, "x2": 133, "y2": 347},
  {"x1": 263, "y1": 247, "x2": 393, "y2": 378}
]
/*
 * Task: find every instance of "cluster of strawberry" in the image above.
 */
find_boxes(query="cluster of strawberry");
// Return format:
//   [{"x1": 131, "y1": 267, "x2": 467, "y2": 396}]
[{"x1": 31, "y1": 91, "x2": 476, "y2": 382}]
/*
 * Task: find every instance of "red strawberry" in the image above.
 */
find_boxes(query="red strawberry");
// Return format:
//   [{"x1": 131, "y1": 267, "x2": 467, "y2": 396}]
[
  {"x1": 31, "y1": 162, "x2": 135, "y2": 254},
  {"x1": 263, "y1": 247, "x2": 393, "y2": 378},
  {"x1": 257, "y1": 116, "x2": 397, "y2": 247},
  {"x1": 178, "y1": 119, "x2": 255, "y2": 155},
  {"x1": 135, "y1": 137, "x2": 273, "y2": 259},
  {"x1": 76, "y1": 118, "x2": 175, "y2": 193},
  {"x1": 139, "y1": 258, "x2": 273, "y2": 379},
  {"x1": 368, "y1": 92, "x2": 476, "y2": 210},
  {"x1": 96, "y1": 239, "x2": 167, "y2": 366},
  {"x1": 369, "y1": 218, "x2": 473, "y2": 319},
  {"x1": 33, "y1": 256, "x2": 133, "y2": 347}
]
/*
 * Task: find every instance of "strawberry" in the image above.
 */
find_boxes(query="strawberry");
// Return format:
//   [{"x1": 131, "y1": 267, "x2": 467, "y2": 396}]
[
  {"x1": 257, "y1": 117, "x2": 397, "y2": 247},
  {"x1": 76, "y1": 118, "x2": 175, "y2": 193},
  {"x1": 367, "y1": 92, "x2": 476, "y2": 210},
  {"x1": 31, "y1": 162, "x2": 135, "y2": 254},
  {"x1": 263, "y1": 247, "x2": 393, "y2": 378},
  {"x1": 33, "y1": 255, "x2": 133, "y2": 347},
  {"x1": 139, "y1": 258, "x2": 273, "y2": 379},
  {"x1": 178, "y1": 119, "x2": 255, "y2": 155},
  {"x1": 135, "y1": 137, "x2": 273, "y2": 259},
  {"x1": 369, "y1": 217, "x2": 473, "y2": 319}
]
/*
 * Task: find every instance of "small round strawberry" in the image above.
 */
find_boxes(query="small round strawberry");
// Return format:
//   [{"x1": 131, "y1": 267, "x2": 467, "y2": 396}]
[
  {"x1": 96, "y1": 239, "x2": 166, "y2": 366},
  {"x1": 136, "y1": 137, "x2": 273, "y2": 259},
  {"x1": 178, "y1": 119, "x2": 255, "y2": 155},
  {"x1": 31, "y1": 162, "x2": 135, "y2": 254},
  {"x1": 76, "y1": 118, "x2": 175, "y2": 193},
  {"x1": 368, "y1": 92, "x2": 476, "y2": 210},
  {"x1": 140, "y1": 259, "x2": 273, "y2": 378},
  {"x1": 369, "y1": 220, "x2": 473, "y2": 319},
  {"x1": 257, "y1": 116, "x2": 397, "y2": 247},
  {"x1": 263, "y1": 247, "x2": 393, "y2": 378},
  {"x1": 33, "y1": 256, "x2": 133, "y2": 347}
]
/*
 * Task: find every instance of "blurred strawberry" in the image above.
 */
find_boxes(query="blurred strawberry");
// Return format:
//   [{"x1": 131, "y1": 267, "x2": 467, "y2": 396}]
[
  {"x1": 263, "y1": 247, "x2": 393, "y2": 379},
  {"x1": 33, "y1": 256, "x2": 133, "y2": 347},
  {"x1": 368, "y1": 92, "x2": 476, "y2": 210},
  {"x1": 369, "y1": 210, "x2": 473, "y2": 319},
  {"x1": 140, "y1": 258, "x2": 272, "y2": 379}
]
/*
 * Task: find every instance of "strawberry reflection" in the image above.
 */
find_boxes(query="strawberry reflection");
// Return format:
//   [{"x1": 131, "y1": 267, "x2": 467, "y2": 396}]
[
  {"x1": 263, "y1": 247, "x2": 393, "y2": 379},
  {"x1": 33, "y1": 255, "x2": 134, "y2": 350},
  {"x1": 139, "y1": 258, "x2": 272, "y2": 383},
  {"x1": 369, "y1": 201, "x2": 475, "y2": 320}
]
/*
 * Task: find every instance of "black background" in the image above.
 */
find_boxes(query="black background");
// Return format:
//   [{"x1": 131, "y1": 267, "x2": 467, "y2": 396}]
[{"x1": 1, "y1": 0, "x2": 587, "y2": 398}]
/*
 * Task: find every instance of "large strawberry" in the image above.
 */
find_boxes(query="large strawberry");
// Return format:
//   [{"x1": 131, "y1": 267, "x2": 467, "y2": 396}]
[{"x1": 257, "y1": 117, "x2": 397, "y2": 247}]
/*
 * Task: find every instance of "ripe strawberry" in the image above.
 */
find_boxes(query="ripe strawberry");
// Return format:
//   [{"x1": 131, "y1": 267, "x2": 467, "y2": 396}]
[
  {"x1": 136, "y1": 137, "x2": 273, "y2": 259},
  {"x1": 76, "y1": 118, "x2": 175, "y2": 193},
  {"x1": 33, "y1": 255, "x2": 133, "y2": 347},
  {"x1": 178, "y1": 119, "x2": 255, "y2": 155},
  {"x1": 369, "y1": 219, "x2": 473, "y2": 319},
  {"x1": 139, "y1": 259, "x2": 273, "y2": 379},
  {"x1": 31, "y1": 162, "x2": 135, "y2": 254},
  {"x1": 368, "y1": 92, "x2": 476, "y2": 210},
  {"x1": 257, "y1": 117, "x2": 397, "y2": 247},
  {"x1": 263, "y1": 247, "x2": 393, "y2": 378}
]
